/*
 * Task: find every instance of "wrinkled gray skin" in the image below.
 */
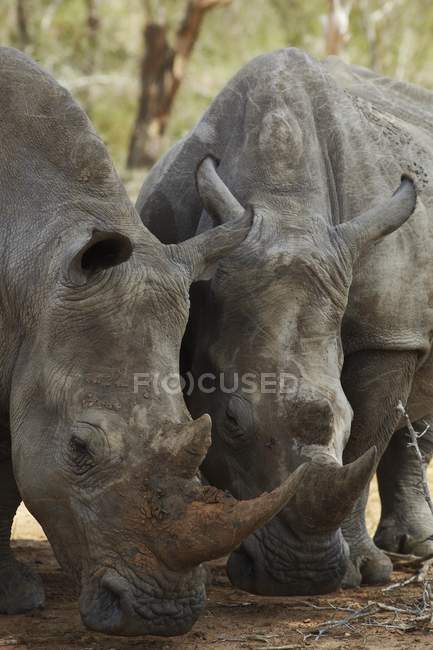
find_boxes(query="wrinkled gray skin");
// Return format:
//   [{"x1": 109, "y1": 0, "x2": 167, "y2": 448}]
[
  {"x1": 137, "y1": 48, "x2": 433, "y2": 595},
  {"x1": 0, "y1": 48, "x2": 306, "y2": 636}
]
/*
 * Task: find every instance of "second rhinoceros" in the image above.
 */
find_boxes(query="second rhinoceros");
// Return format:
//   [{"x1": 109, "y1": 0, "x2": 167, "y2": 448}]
[{"x1": 137, "y1": 49, "x2": 433, "y2": 596}]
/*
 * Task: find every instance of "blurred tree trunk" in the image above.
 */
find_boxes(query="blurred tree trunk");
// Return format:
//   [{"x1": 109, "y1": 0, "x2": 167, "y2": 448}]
[
  {"x1": 127, "y1": 0, "x2": 231, "y2": 169},
  {"x1": 359, "y1": 0, "x2": 404, "y2": 72},
  {"x1": 85, "y1": 0, "x2": 100, "y2": 74},
  {"x1": 323, "y1": 0, "x2": 351, "y2": 56},
  {"x1": 16, "y1": 0, "x2": 30, "y2": 49}
]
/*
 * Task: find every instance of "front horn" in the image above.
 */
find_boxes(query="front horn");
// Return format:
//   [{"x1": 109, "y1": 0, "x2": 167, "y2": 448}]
[
  {"x1": 157, "y1": 463, "x2": 309, "y2": 569},
  {"x1": 152, "y1": 414, "x2": 212, "y2": 480},
  {"x1": 294, "y1": 446, "x2": 377, "y2": 533}
]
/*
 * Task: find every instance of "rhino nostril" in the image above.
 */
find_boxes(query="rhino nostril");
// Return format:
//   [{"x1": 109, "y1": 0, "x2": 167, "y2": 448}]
[
  {"x1": 100, "y1": 572, "x2": 133, "y2": 612},
  {"x1": 314, "y1": 398, "x2": 333, "y2": 418},
  {"x1": 291, "y1": 397, "x2": 334, "y2": 438}
]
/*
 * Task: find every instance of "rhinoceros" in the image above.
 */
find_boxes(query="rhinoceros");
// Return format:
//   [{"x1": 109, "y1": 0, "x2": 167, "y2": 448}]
[
  {"x1": 137, "y1": 48, "x2": 433, "y2": 596},
  {"x1": 0, "y1": 47, "x2": 306, "y2": 636}
]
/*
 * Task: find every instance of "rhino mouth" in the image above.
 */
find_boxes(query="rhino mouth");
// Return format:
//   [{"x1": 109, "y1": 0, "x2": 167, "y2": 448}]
[
  {"x1": 79, "y1": 569, "x2": 205, "y2": 636},
  {"x1": 227, "y1": 523, "x2": 348, "y2": 596}
]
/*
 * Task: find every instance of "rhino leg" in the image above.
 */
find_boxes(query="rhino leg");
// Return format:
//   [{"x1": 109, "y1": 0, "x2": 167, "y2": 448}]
[
  {"x1": 0, "y1": 457, "x2": 45, "y2": 614},
  {"x1": 375, "y1": 419, "x2": 433, "y2": 557},
  {"x1": 340, "y1": 349, "x2": 418, "y2": 587}
]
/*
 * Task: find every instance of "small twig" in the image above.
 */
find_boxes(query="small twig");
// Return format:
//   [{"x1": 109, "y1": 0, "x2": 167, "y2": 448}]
[
  {"x1": 266, "y1": 646, "x2": 302, "y2": 650},
  {"x1": 213, "y1": 634, "x2": 279, "y2": 644},
  {"x1": 374, "y1": 601, "x2": 417, "y2": 614},
  {"x1": 299, "y1": 600, "x2": 357, "y2": 612},
  {"x1": 397, "y1": 401, "x2": 433, "y2": 516},
  {"x1": 385, "y1": 550, "x2": 423, "y2": 565},
  {"x1": 360, "y1": 621, "x2": 417, "y2": 631},
  {"x1": 243, "y1": 634, "x2": 278, "y2": 643},
  {"x1": 213, "y1": 601, "x2": 254, "y2": 608},
  {"x1": 303, "y1": 603, "x2": 378, "y2": 641},
  {"x1": 419, "y1": 557, "x2": 433, "y2": 581},
  {"x1": 383, "y1": 573, "x2": 418, "y2": 591},
  {"x1": 384, "y1": 553, "x2": 433, "y2": 592},
  {"x1": 422, "y1": 581, "x2": 433, "y2": 624}
]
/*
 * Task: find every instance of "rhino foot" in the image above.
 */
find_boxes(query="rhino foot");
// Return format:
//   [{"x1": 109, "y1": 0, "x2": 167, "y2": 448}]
[
  {"x1": 376, "y1": 420, "x2": 433, "y2": 559},
  {"x1": 375, "y1": 516, "x2": 433, "y2": 558},
  {"x1": 0, "y1": 560, "x2": 45, "y2": 614},
  {"x1": 342, "y1": 537, "x2": 393, "y2": 588}
]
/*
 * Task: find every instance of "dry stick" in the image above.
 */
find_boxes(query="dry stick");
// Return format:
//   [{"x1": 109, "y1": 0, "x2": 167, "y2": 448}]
[
  {"x1": 419, "y1": 557, "x2": 433, "y2": 581},
  {"x1": 382, "y1": 572, "x2": 418, "y2": 591},
  {"x1": 374, "y1": 601, "x2": 417, "y2": 614},
  {"x1": 303, "y1": 603, "x2": 378, "y2": 641},
  {"x1": 212, "y1": 635, "x2": 278, "y2": 644},
  {"x1": 385, "y1": 550, "x2": 423, "y2": 565},
  {"x1": 380, "y1": 409, "x2": 430, "y2": 566},
  {"x1": 266, "y1": 646, "x2": 302, "y2": 650},
  {"x1": 396, "y1": 400, "x2": 433, "y2": 516}
]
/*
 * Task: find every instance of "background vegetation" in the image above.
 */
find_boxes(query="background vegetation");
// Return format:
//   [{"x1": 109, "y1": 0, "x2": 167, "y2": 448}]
[{"x1": 1, "y1": 0, "x2": 432, "y2": 185}]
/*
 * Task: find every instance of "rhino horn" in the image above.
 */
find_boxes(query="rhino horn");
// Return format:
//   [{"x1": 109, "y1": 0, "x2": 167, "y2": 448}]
[
  {"x1": 296, "y1": 446, "x2": 377, "y2": 532},
  {"x1": 337, "y1": 176, "x2": 416, "y2": 257},
  {"x1": 167, "y1": 414, "x2": 212, "y2": 479},
  {"x1": 196, "y1": 156, "x2": 244, "y2": 223},
  {"x1": 160, "y1": 463, "x2": 309, "y2": 569},
  {"x1": 166, "y1": 156, "x2": 252, "y2": 280},
  {"x1": 167, "y1": 208, "x2": 252, "y2": 281}
]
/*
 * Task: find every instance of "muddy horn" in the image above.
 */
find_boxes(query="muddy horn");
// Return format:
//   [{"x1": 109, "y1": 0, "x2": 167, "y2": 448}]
[
  {"x1": 295, "y1": 446, "x2": 377, "y2": 533},
  {"x1": 158, "y1": 463, "x2": 309, "y2": 570},
  {"x1": 152, "y1": 414, "x2": 212, "y2": 479}
]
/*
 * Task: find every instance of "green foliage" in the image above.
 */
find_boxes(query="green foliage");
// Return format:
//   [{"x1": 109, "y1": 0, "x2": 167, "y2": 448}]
[{"x1": 1, "y1": 0, "x2": 433, "y2": 174}]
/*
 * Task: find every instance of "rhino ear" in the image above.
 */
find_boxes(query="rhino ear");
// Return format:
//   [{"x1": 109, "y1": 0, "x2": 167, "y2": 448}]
[
  {"x1": 67, "y1": 230, "x2": 133, "y2": 284},
  {"x1": 336, "y1": 175, "x2": 417, "y2": 258},
  {"x1": 168, "y1": 207, "x2": 253, "y2": 282},
  {"x1": 170, "y1": 155, "x2": 251, "y2": 281},
  {"x1": 165, "y1": 155, "x2": 251, "y2": 281}
]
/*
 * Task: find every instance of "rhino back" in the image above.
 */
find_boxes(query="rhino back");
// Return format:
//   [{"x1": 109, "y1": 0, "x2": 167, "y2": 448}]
[{"x1": 323, "y1": 57, "x2": 433, "y2": 135}]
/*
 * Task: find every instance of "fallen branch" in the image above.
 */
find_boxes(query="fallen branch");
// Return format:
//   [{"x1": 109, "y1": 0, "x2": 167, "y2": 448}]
[
  {"x1": 266, "y1": 646, "x2": 302, "y2": 650},
  {"x1": 303, "y1": 603, "x2": 377, "y2": 641},
  {"x1": 385, "y1": 550, "x2": 423, "y2": 566},
  {"x1": 382, "y1": 572, "x2": 418, "y2": 591}
]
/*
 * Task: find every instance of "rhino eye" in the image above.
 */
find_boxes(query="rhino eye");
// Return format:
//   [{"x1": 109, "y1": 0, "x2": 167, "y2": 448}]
[
  {"x1": 69, "y1": 434, "x2": 95, "y2": 474},
  {"x1": 226, "y1": 408, "x2": 239, "y2": 429},
  {"x1": 223, "y1": 397, "x2": 254, "y2": 449}
]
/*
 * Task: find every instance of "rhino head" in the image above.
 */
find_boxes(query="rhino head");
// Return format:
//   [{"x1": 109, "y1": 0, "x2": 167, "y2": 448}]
[
  {"x1": 3, "y1": 48, "x2": 306, "y2": 636},
  {"x1": 184, "y1": 156, "x2": 416, "y2": 596}
]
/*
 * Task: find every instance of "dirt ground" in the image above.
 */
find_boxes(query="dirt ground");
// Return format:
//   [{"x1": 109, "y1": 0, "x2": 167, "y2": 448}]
[{"x1": 3, "y1": 475, "x2": 433, "y2": 650}]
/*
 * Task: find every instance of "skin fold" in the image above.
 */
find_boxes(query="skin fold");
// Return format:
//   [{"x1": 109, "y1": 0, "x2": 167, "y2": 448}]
[{"x1": 137, "y1": 48, "x2": 433, "y2": 595}]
